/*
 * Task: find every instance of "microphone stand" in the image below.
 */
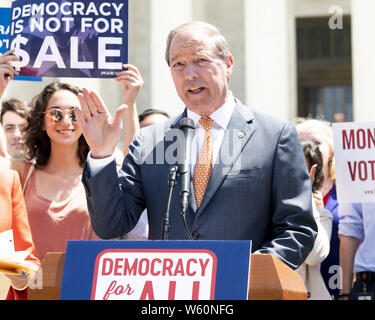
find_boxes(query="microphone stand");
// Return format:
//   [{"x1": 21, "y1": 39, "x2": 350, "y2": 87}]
[
  {"x1": 161, "y1": 166, "x2": 178, "y2": 240},
  {"x1": 161, "y1": 165, "x2": 193, "y2": 240},
  {"x1": 180, "y1": 207, "x2": 193, "y2": 240},
  {"x1": 162, "y1": 117, "x2": 195, "y2": 240}
]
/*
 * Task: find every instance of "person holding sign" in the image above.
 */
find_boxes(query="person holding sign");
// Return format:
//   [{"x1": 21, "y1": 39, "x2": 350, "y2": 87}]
[
  {"x1": 79, "y1": 21, "x2": 317, "y2": 270},
  {"x1": 0, "y1": 49, "x2": 144, "y2": 261},
  {"x1": 0, "y1": 157, "x2": 40, "y2": 299}
]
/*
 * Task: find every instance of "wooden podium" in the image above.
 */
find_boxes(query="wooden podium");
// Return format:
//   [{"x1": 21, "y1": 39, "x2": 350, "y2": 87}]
[
  {"x1": 248, "y1": 254, "x2": 307, "y2": 300},
  {"x1": 29, "y1": 252, "x2": 307, "y2": 300},
  {"x1": 28, "y1": 252, "x2": 66, "y2": 300}
]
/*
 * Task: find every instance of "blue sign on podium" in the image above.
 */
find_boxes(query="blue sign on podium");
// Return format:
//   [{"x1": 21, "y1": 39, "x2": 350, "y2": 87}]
[{"x1": 60, "y1": 240, "x2": 251, "y2": 300}]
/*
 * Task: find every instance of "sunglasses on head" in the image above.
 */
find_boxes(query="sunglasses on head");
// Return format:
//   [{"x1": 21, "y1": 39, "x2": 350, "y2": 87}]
[{"x1": 44, "y1": 108, "x2": 77, "y2": 123}]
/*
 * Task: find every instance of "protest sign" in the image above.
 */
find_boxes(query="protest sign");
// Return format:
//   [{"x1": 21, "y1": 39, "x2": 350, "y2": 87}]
[
  {"x1": 333, "y1": 121, "x2": 375, "y2": 203},
  {"x1": 0, "y1": 7, "x2": 42, "y2": 81},
  {"x1": 92, "y1": 249, "x2": 217, "y2": 300},
  {"x1": 0, "y1": 8, "x2": 10, "y2": 52},
  {"x1": 8, "y1": 0, "x2": 128, "y2": 78}
]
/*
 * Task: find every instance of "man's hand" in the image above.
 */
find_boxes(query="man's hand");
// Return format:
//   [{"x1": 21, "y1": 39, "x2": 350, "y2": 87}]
[
  {"x1": 75, "y1": 88, "x2": 128, "y2": 159},
  {"x1": 0, "y1": 49, "x2": 20, "y2": 98}
]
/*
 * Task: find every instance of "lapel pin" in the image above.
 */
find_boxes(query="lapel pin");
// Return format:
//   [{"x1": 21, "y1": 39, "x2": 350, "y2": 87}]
[{"x1": 237, "y1": 130, "x2": 246, "y2": 139}]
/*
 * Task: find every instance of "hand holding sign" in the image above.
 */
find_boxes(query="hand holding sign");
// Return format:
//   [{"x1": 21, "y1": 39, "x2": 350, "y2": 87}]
[
  {"x1": 4, "y1": 260, "x2": 38, "y2": 291},
  {"x1": 0, "y1": 49, "x2": 19, "y2": 97},
  {"x1": 115, "y1": 64, "x2": 144, "y2": 107},
  {"x1": 9, "y1": 35, "x2": 30, "y2": 72},
  {"x1": 76, "y1": 89, "x2": 128, "y2": 159}
]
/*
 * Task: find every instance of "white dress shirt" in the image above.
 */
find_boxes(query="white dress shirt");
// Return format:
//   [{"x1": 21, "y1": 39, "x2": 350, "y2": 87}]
[{"x1": 187, "y1": 94, "x2": 235, "y2": 173}]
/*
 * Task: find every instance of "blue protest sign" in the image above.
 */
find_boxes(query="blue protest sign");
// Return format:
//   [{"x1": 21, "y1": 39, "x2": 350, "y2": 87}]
[
  {"x1": 8, "y1": 0, "x2": 128, "y2": 78},
  {"x1": 60, "y1": 240, "x2": 252, "y2": 300},
  {"x1": 0, "y1": 8, "x2": 11, "y2": 52},
  {"x1": 0, "y1": 7, "x2": 42, "y2": 82}
]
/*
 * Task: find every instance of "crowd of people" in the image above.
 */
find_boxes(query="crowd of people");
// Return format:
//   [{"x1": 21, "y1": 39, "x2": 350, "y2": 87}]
[{"x1": 0, "y1": 21, "x2": 374, "y2": 301}]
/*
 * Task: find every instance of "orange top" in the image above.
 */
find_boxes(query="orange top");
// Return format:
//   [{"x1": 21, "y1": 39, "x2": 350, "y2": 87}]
[
  {"x1": 22, "y1": 162, "x2": 99, "y2": 261},
  {"x1": 0, "y1": 159, "x2": 40, "y2": 267}
]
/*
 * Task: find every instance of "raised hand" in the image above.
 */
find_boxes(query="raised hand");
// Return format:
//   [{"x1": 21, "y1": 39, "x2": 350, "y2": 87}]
[
  {"x1": 0, "y1": 49, "x2": 20, "y2": 98},
  {"x1": 115, "y1": 64, "x2": 143, "y2": 107},
  {"x1": 75, "y1": 88, "x2": 128, "y2": 159}
]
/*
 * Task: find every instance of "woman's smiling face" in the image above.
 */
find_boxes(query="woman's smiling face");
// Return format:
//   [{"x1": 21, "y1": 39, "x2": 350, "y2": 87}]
[{"x1": 43, "y1": 90, "x2": 82, "y2": 146}]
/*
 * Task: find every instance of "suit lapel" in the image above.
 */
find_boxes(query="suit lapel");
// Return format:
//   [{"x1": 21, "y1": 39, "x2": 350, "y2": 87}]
[
  {"x1": 169, "y1": 109, "x2": 187, "y2": 129},
  {"x1": 194, "y1": 101, "x2": 256, "y2": 217}
]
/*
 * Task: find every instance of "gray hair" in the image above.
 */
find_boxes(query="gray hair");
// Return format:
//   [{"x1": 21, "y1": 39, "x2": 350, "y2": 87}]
[{"x1": 165, "y1": 21, "x2": 231, "y2": 66}]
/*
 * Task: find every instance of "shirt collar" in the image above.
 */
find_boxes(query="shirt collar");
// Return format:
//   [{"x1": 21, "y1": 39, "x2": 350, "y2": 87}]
[{"x1": 187, "y1": 93, "x2": 235, "y2": 130}]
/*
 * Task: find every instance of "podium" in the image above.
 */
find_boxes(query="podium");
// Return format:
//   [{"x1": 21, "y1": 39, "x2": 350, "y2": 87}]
[
  {"x1": 248, "y1": 254, "x2": 307, "y2": 300},
  {"x1": 29, "y1": 252, "x2": 307, "y2": 300},
  {"x1": 28, "y1": 252, "x2": 65, "y2": 300}
]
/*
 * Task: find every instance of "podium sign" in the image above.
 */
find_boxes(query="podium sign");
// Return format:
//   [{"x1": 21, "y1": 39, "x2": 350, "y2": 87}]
[{"x1": 60, "y1": 240, "x2": 251, "y2": 300}]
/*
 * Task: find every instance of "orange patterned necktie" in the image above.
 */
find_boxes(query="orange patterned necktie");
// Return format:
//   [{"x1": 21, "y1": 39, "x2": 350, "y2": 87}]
[{"x1": 193, "y1": 117, "x2": 214, "y2": 208}]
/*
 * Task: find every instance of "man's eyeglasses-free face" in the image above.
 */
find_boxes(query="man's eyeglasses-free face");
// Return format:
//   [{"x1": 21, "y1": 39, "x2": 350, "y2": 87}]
[{"x1": 44, "y1": 108, "x2": 77, "y2": 123}]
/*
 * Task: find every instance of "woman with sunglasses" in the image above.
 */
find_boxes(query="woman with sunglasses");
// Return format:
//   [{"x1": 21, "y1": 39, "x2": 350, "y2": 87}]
[{"x1": 1, "y1": 49, "x2": 143, "y2": 261}]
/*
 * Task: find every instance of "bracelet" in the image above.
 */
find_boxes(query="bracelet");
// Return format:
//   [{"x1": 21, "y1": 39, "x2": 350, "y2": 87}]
[{"x1": 338, "y1": 293, "x2": 350, "y2": 298}]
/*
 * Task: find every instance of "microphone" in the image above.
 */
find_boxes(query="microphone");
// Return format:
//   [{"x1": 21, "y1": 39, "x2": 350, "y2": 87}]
[{"x1": 178, "y1": 117, "x2": 196, "y2": 214}]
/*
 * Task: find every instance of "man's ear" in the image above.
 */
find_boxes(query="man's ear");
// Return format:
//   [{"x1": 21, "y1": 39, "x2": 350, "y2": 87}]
[{"x1": 225, "y1": 54, "x2": 234, "y2": 78}]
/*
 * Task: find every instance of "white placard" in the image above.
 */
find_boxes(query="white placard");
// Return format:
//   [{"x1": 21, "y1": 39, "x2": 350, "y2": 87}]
[
  {"x1": 333, "y1": 121, "x2": 375, "y2": 203},
  {"x1": 91, "y1": 249, "x2": 217, "y2": 300}
]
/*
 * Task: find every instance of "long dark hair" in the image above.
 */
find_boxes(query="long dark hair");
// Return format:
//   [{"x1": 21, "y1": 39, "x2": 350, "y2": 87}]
[{"x1": 23, "y1": 81, "x2": 89, "y2": 168}]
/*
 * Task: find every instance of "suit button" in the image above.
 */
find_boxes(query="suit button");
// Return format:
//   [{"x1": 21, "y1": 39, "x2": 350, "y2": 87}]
[{"x1": 192, "y1": 231, "x2": 200, "y2": 240}]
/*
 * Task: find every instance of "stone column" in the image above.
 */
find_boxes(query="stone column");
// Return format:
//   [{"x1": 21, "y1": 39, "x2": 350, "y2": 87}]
[
  {"x1": 351, "y1": 0, "x2": 375, "y2": 121},
  {"x1": 192, "y1": 0, "x2": 246, "y2": 104},
  {"x1": 244, "y1": 0, "x2": 297, "y2": 121},
  {"x1": 148, "y1": 0, "x2": 192, "y2": 117}
]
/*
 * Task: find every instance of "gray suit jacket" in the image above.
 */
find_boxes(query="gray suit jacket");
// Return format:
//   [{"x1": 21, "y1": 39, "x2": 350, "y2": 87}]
[{"x1": 82, "y1": 100, "x2": 317, "y2": 270}]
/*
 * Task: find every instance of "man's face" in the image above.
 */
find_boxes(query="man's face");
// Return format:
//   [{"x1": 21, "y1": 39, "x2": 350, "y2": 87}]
[
  {"x1": 1, "y1": 111, "x2": 26, "y2": 159},
  {"x1": 168, "y1": 28, "x2": 233, "y2": 116}
]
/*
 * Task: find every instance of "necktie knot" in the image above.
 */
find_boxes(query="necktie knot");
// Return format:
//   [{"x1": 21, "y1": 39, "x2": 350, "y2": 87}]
[{"x1": 198, "y1": 117, "x2": 214, "y2": 132}]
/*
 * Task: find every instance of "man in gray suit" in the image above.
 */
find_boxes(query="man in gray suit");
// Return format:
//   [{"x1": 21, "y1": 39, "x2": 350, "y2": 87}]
[{"x1": 77, "y1": 21, "x2": 317, "y2": 270}]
